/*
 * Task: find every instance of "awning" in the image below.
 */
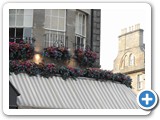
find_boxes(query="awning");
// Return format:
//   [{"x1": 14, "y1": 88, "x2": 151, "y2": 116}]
[{"x1": 9, "y1": 73, "x2": 140, "y2": 109}]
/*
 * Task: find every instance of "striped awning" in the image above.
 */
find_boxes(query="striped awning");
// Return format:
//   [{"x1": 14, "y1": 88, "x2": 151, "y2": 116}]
[{"x1": 9, "y1": 73, "x2": 140, "y2": 109}]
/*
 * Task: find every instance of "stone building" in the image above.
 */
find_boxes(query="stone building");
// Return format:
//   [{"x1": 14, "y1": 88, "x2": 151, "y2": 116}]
[
  {"x1": 9, "y1": 9, "x2": 101, "y2": 67},
  {"x1": 113, "y1": 24, "x2": 145, "y2": 94}
]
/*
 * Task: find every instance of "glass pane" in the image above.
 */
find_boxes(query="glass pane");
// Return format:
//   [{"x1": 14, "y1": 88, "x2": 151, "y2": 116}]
[
  {"x1": 17, "y1": 9, "x2": 24, "y2": 15},
  {"x1": 16, "y1": 28, "x2": 23, "y2": 42},
  {"x1": 45, "y1": 9, "x2": 51, "y2": 16},
  {"x1": 16, "y1": 15, "x2": 24, "y2": 26},
  {"x1": 58, "y1": 32, "x2": 65, "y2": 46},
  {"x1": 45, "y1": 16, "x2": 50, "y2": 28},
  {"x1": 24, "y1": 15, "x2": 33, "y2": 27},
  {"x1": 9, "y1": 15, "x2": 15, "y2": 26},
  {"x1": 9, "y1": 28, "x2": 15, "y2": 42},
  {"x1": 9, "y1": 9, "x2": 16, "y2": 14},
  {"x1": 79, "y1": 24, "x2": 82, "y2": 35},
  {"x1": 77, "y1": 37, "x2": 80, "y2": 45},
  {"x1": 59, "y1": 9, "x2": 65, "y2": 17},
  {"x1": 24, "y1": 28, "x2": 32, "y2": 38},
  {"x1": 82, "y1": 24, "x2": 85, "y2": 36},
  {"x1": 24, "y1": 9, "x2": 33, "y2": 15},
  {"x1": 79, "y1": 14, "x2": 83, "y2": 24},
  {"x1": 51, "y1": 17, "x2": 58, "y2": 29},
  {"x1": 58, "y1": 18, "x2": 65, "y2": 31},
  {"x1": 52, "y1": 9, "x2": 58, "y2": 16},
  {"x1": 75, "y1": 14, "x2": 79, "y2": 33},
  {"x1": 9, "y1": 28, "x2": 15, "y2": 37},
  {"x1": 82, "y1": 15, "x2": 86, "y2": 36}
]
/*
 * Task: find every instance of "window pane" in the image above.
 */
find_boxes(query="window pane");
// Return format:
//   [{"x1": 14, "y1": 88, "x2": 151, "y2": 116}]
[
  {"x1": 45, "y1": 16, "x2": 50, "y2": 28},
  {"x1": 17, "y1": 9, "x2": 24, "y2": 15},
  {"x1": 77, "y1": 37, "x2": 80, "y2": 48},
  {"x1": 59, "y1": 9, "x2": 65, "y2": 17},
  {"x1": 51, "y1": 17, "x2": 58, "y2": 29},
  {"x1": 125, "y1": 56, "x2": 128, "y2": 66},
  {"x1": 52, "y1": 9, "x2": 58, "y2": 16},
  {"x1": 82, "y1": 15, "x2": 86, "y2": 36},
  {"x1": 9, "y1": 15, "x2": 15, "y2": 26},
  {"x1": 58, "y1": 18, "x2": 65, "y2": 30},
  {"x1": 24, "y1": 9, "x2": 33, "y2": 15},
  {"x1": 75, "y1": 14, "x2": 79, "y2": 33},
  {"x1": 79, "y1": 14, "x2": 83, "y2": 24},
  {"x1": 9, "y1": 28, "x2": 15, "y2": 42},
  {"x1": 16, "y1": 15, "x2": 24, "y2": 26},
  {"x1": 45, "y1": 9, "x2": 51, "y2": 16},
  {"x1": 24, "y1": 28, "x2": 32, "y2": 38},
  {"x1": 9, "y1": 9, "x2": 16, "y2": 14},
  {"x1": 24, "y1": 15, "x2": 32, "y2": 27},
  {"x1": 16, "y1": 28, "x2": 23, "y2": 42},
  {"x1": 58, "y1": 32, "x2": 65, "y2": 46}
]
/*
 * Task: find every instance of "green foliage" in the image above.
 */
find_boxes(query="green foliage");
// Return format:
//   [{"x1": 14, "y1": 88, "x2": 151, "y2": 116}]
[
  {"x1": 9, "y1": 60, "x2": 132, "y2": 88},
  {"x1": 9, "y1": 42, "x2": 34, "y2": 60},
  {"x1": 74, "y1": 48, "x2": 98, "y2": 67},
  {"x1": 43, "y1": 46, "x2": 71, "y2": 61}
]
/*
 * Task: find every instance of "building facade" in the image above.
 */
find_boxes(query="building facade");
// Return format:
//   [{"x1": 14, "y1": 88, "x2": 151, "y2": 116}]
[
  {"x1": 9, "y1": 9, "x2": 101, "y2": 67},
  {"x1": 113, "y1": 24, "x2": 145, "y2": 94}
]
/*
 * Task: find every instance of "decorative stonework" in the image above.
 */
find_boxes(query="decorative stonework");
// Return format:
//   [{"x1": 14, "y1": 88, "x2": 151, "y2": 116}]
[{"x1": 113, "y1": 24, "x2": 145, "y2": 94}]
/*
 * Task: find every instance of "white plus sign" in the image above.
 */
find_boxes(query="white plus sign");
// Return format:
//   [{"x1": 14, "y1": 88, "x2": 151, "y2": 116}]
[{"x1": 142, "y1": 94, "x2": 153, "y2": 105}]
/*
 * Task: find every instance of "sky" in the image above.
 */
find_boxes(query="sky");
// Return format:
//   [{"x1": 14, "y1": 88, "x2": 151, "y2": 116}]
[{"x1": 100, "y1": 3, "x2": 151, "y2": 70}]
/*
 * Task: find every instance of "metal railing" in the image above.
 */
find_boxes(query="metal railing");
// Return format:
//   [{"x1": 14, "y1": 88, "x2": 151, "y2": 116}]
[
  {"x1": 9, "y1": 37, "x2": 36, "y2": 44},
  {"x1": 44, "y1": 33, "x2": 68, "y2": 47}
]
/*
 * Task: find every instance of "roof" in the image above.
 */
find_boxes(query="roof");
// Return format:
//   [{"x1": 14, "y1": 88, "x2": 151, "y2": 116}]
[{"x1": 9, "y1": 73, "x2": 140, "y2": 109}]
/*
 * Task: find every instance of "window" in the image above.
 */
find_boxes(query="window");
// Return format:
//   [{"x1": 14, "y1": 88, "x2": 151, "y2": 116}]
[
  {"x1": 129, "y1": 54, "x2": 135, "y2": 66},
  {"x1": 44, "y1": 9, "x2": 66, "y2": 47},
  {"x1": 75, "y1": 11, "x2": 86, "y2": 49},
  {"x1": 9, "y1": 9, "x2": 33, "y2": 27},
  {"x1": 120, "y1": 59, "x2": 125, "y2": 69},
  {"x1": 9, "y1": 9, "x2": 33, "y2": 42},
  {"x1": 44, "y1": 30, "x2": 65, "y2": 47},
  {"x1": 9, "y1": 28, "x2": 23, "y2": 42},
  {"x1": 137, "y1": 74, "x2": 143, "y2": 90},
  {"x1": 124, "y1": 55, "x2": 128, "y2": 66}
]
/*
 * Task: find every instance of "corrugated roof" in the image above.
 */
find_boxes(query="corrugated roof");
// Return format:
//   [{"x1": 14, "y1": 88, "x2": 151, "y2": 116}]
[{"x1": 9, "y1": 73, "x2": 140, "y2": 109}]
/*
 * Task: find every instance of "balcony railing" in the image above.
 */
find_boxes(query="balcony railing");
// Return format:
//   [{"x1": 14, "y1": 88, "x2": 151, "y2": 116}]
[
  {"x1": 44, "y1": 33, "x2": 68, "y2": 47},
  {"x1": 9, "y1": 37, "x2": 35, "y2": 44}
]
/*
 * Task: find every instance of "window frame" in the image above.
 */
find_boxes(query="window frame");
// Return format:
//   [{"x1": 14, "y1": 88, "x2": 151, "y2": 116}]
[
  {"x1": 9, "y1": 9, "x2": 33, "y2": 27},
  {"x1": 137, "y1": 74, "x2": 143, "y2": 90},
  {"x1": 44, "y1": 9, "x2": 66, "y2": 47},
  {"x1": 44, "y1": 9, "x2": 66, "y2": 32},
  {"x1": 75, "y1": 10, "x2": 87, "y2": 50}
]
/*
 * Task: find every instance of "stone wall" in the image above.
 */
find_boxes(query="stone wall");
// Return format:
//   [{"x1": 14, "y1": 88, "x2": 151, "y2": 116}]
[
  {"x1": 113, "y1": 24, "x2": 145, "y2": 94},
  {"x1": 91, "y1": 9, "x2": 101, "y2": 67},
  {"x1": 32, "y1": 9, "x2": 45, "y2": 53}
]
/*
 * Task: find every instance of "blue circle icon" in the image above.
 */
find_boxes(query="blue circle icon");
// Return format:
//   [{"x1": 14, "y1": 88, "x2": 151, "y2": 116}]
[{"x1": 137, "y1": 90, "x2": 158, "y2": 110}]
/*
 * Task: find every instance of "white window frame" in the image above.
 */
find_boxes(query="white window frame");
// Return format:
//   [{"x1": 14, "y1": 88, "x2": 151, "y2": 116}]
[
  {"x1": 75, "y1": 11, "x2": 87, "y2": 50},
  {"x1": 9, "y1": 9, "x2": 33, "y2": 42},
  {"x1": 9, "y1": 9, "x2": 33, "y2": 27},
  {"x1": 44, "y1": 30, "x2": 66, "y2": 47},
  {"x1": 44, "y1": 9, "x2": 66, "y2": 31},
  {"x1": 137, "y1": 74, "x2": 143, "y2": 90},
  {"x1": 44, "y1": 9, "x2": 66, "y2": 47}
]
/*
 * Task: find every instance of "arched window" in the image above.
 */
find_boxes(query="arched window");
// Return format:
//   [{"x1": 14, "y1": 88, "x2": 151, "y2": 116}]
[
  {"x1": 129, "y1": 54, "x2": 135, "y2": 66},
  {"x1": 120, "y1": 59, "x2": 125, "y2": 69},
  {"x1": 124, "y1": 55, "x2": 128, "y2": 66}
]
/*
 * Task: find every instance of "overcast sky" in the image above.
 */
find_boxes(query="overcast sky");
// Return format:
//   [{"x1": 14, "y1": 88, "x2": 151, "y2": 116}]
[{"x1": 100, "y1": 3, "x2": 151, "y2": 70}]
